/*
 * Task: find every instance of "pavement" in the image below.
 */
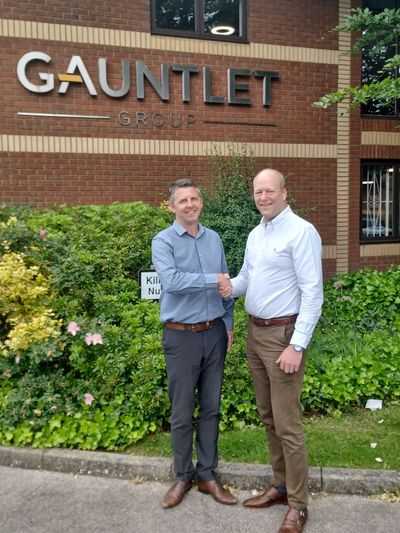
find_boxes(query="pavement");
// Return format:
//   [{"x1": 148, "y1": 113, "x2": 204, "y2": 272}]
[
  {"x1": 1, "y1": 445, "x2": 400, "y2": 496},
  {"x1": 1, "y1": 446, "x2": 400, "y2": 533}
]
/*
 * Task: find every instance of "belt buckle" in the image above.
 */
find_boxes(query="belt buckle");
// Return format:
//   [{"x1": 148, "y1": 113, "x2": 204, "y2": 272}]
[
  {"x1": 264, "y1": 319, "x2": 272, "y2": 326},
  {"x1": 191, "y1": 323, "x2": 204, "y2": 332}
]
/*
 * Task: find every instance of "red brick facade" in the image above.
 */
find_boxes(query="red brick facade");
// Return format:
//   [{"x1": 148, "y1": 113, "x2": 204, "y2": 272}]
[{"x1": 0, "y1": 0, "x2": 399, "y2": 276}]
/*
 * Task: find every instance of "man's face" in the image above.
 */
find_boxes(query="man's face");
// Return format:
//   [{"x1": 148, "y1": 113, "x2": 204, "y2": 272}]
[
  {"x1": 253, "y1": 171, "x2": 287, "y2": 221},
  {"x1": 170, "y1": 186, "x2": 203, "y2": 228}
]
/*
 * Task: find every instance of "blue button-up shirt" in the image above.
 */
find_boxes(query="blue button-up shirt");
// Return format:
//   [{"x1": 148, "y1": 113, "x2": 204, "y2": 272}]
[{"x1": 152, "y1": 221, "x2": 234, "y2": 330}]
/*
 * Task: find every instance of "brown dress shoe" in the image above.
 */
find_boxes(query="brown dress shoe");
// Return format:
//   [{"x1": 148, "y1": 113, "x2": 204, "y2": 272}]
[
  {"x1": 197, "y1": 480, "x2": 238, "y2": 505},
  {"x1": 278, "y1": 507, "x2": 308, "y2": 533},
  {"x1": 162, "y1": 480, "x2": 192, "y2": 509},
  {"x1": 243, "y1": 485, "x2": 288, "y2": 508}
]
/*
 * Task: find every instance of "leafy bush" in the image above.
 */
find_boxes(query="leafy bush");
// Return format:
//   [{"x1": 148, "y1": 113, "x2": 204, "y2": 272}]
[
  {"x1": 304, "y1": 266, "x2": 400, "y2": 413},
  {"x1": 321, "y1": 267, "x2": 400, "y2": 331},
  {"x1": 201, "y1": 144, "x2": 260, "y2": 277},
  {"x1": 0, "y1": 246, "x2": 60, "y2": 353},
  {"x1": 1, "y1": 198, "x2": 399, "y2": 450},
  {"x1": 0, "y1": 203, "x2": 171, "y2": 449}
]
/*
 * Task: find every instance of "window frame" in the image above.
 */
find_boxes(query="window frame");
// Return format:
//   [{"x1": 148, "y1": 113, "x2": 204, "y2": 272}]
[
  {"x1": 150, "y1": 0, "x2": 248, "y2": 43},
  {"x1": 360, "y1": 160, "x2": 400, "y2": 243}
]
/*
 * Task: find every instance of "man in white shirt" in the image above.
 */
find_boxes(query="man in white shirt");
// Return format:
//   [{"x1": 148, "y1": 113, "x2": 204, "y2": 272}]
[{"x1": 220, "y1": 169, "x2": 323, "y2": 533}]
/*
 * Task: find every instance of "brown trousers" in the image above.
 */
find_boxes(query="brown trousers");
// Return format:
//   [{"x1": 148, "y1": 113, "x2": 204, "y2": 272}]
[{"x1": 246, "y1": 319, "x2": 308, "y2": 508}]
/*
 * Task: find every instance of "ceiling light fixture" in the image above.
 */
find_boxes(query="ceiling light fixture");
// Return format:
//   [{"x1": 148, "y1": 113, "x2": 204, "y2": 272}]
[{"x1": 210, "y1": 25, "x2": 235, "y2": 36}]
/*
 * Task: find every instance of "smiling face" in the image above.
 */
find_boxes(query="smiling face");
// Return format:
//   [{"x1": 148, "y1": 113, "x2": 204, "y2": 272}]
[
  {"x1": 169, "y1": 186, "x2": 203, "y2": 230},
  {"x1": 253, "y1": 169, "x2": 287, "y2": 222}
]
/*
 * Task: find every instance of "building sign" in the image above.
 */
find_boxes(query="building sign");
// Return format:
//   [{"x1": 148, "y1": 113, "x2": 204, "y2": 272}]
[
  {"x1": 139, "y1": 270, "x2": 161, "y2": 300},
  {"x1": 17, "y1": 52, "x2": 280, "y2": 107}
]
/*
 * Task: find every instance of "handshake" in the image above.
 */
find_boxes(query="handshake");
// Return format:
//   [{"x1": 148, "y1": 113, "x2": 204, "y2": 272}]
[{"x1": 217, "y1": 273, "x2": 233, "y2": 299}]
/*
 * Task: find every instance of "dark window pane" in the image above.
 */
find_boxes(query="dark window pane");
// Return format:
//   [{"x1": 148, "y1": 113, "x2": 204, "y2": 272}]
[
  {"x1": 203, "y1": 0, "x2": 241, "y2": 37},
  {"x1": 155, "y1": 0, "x2": 195, "y2": 32},
  {"x1": 362, "y1": 41, "x2": 398, "y2": 115},
  {"x1": 361, "y1": 1, "x2": 400, "y2": 116},
  {"x1": 363, "y1": 0, "x2": 398, "y2": 11}
]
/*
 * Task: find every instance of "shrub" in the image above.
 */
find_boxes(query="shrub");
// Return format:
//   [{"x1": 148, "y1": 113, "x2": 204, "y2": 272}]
[
  {"x1": 0, "y1": 203, "x2": 171, "y2": 449},
  {"x1": 0, "y1": 200, "x2": 399, "y2": 450},
  {"x1": 0, "y1": 244, "x2": 61, "y2": 354},
  {"x1": 201, "y1": 144, "x2": 260, "y2": 276}
]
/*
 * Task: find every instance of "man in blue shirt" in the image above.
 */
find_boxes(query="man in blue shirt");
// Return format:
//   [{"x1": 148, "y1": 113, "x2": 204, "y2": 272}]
[{"x1": 152, "y1": 178, "x2": 236, "y2": 509}]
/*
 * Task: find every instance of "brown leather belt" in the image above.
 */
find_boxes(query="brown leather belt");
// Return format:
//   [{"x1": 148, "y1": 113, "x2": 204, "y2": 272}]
[
  {"x1": 165, "y1": 318, "x2": 221, "y2": 333},
  {"x1": 250, "y1": 314, "x2": 298, "y2": 327}
]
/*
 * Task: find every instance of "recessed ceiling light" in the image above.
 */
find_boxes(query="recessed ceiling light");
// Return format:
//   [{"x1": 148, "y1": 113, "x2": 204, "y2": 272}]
[{"x1": 210, "y1": 25, "x2": 235, "y2": 36}]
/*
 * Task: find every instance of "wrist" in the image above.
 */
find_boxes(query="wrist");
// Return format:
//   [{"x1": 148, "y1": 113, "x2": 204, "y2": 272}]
[{"x1": 291, "y1": 344, "x2": 303, "y2": 352}]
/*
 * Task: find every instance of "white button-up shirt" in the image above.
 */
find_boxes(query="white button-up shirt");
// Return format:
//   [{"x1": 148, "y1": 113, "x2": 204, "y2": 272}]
[{"x1": 231, "y1": 206, "x2": 323, "y2": 348}]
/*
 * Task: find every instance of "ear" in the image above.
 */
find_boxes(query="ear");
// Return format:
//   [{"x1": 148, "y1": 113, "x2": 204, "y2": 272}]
[{"x1": 168, "y1": 202, "x2": 175, "y2": 214}]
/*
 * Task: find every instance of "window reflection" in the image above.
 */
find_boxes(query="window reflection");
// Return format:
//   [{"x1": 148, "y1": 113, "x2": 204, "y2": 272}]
[
  {"x1": 362, "y1": 0, "x2": 400, "y2": 116},
  {"x1": 204, "y1": 0, "x2": 241, "y2": 37},
  {"x1": 152, "y1": 0, "x2": 245, "y2": 41},
  {"x1": 155, "y1": 0, "x2": 195, "y2": 32}
]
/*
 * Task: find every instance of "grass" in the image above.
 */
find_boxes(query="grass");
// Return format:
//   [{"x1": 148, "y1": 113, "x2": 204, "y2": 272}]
[{"x1": 128, "y1": 403, "x2": 400, "y2": 470}]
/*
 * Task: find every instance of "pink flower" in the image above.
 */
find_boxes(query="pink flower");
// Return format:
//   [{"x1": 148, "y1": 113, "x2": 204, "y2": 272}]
[
  {"x1": 91, "y1": 333, "x2": 103, "y2": 345},
  {"x1": 39, "y1": 229, "x2": 46, "y2": 238},
  {"x1": 84, "y1": 393, "x2": 94, "y2": 406},
  {"x1": 67, "y1": 321, "x2": 80, "y2": 336},
  {"x1": 85, "y1": 332, "x2": 103, "y2": 345}
]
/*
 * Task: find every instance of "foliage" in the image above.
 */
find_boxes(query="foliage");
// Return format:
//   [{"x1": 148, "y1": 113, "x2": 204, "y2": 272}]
[
  {"x1": 0, "y1": 203, "x2": 171, "y2": 449},
  {"x1": 0, "y1": 222, "x2": 61, "y2": 353},
  {"x1": 303, "y1": 266, "x2": 400, "y2": 413},
  {"x1": 314, "y1": 7, "x2": 400, "y2": 112},
  {"x1": 0, "y1": 199, "x2": 400, "y2": 450},
  {"x1": 201, "y1": 144, "x2": 260, "y2": 276}
]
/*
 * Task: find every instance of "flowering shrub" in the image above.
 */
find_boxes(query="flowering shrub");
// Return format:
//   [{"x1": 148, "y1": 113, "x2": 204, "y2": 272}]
[
  {"x1": 0, "y1": 203, "x2": 171, "y2": 449},
  {"x1": 0, "y1": 202, "x2": 399, "y2": 449}
]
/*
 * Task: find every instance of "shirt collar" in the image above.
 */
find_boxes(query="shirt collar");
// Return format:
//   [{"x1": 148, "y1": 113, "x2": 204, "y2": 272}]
[
  {"x1": 173, "y1": 220, "x2": 205, "y2": 237},
  {"x1": 261, "y1": 205, "x2": 292, "y2": 229}
]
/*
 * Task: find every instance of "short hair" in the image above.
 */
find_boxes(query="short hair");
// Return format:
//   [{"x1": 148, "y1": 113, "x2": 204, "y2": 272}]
[
  {"x1": 275, "y1": 170, "x2": 286, "y2": 190},
  {"x1": 168, "y1": 178, "x2": 202, "y2": 204},
  {"x1": 254, "y1": 169, "x2": 286, "y2": 190}
]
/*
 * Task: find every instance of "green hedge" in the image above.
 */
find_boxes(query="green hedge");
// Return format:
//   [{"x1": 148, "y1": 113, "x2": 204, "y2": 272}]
[{"x1": 0, "y1": 203, "x2": 399, "y2": 450}]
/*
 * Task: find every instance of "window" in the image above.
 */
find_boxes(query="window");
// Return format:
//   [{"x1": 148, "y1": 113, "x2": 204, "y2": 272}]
[
  {"x1": 151, "y1": 0, "x2": 247, "y2": 42},
  {"x1": 362, "y1": 1, "x2": 400, "y2": 116},
  {"x1": 361, "y1": 161, "x2": 400, "y2": 241}
]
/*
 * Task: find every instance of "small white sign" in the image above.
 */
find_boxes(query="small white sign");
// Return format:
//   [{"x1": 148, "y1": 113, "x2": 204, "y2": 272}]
[
  {"x1": 365, "y1": 399, "x2": 382, "y2": 410},
  {"x1": 140, "y1": 270, "x2": 161, "y2": 300}
]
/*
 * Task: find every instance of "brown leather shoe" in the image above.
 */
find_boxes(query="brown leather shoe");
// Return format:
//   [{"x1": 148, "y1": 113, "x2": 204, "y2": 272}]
[
  {"x1": 278, "y1": 507, "x2": 308, "y2": 533},
  {"x1": 162, "y1": 480, "x2": 192, "y2": 509},
  {"x1": 197, "y1": 480, "x2": 237, "y2": 505},
  {"x1": 243, "y1": 485, "x2": 288, "y2": 508}
]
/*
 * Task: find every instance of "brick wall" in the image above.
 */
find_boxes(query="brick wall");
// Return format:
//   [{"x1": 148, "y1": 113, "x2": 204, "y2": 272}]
[{"x1": 0, "y1": 0, "x2": 399, "y2": 275}]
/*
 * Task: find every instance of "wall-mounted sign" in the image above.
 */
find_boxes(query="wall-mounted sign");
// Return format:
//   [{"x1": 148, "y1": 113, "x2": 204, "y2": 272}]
[
  {"x1": 17, "y1": 51, "x2": 280, "y2": 107},
  {"x1": 139, "y1": 270, "x2": 161, "y2": 300}
]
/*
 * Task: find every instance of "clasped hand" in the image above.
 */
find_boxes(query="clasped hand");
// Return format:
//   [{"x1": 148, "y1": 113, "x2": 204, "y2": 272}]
[{"x1": 217, "y1": 273, "x2": 232, "y2": 298}]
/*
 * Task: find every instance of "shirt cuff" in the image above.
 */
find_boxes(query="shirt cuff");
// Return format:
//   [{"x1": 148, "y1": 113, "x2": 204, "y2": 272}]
[
  {"x1": 289, "y1": 332, "x2": 309, "y2": 349},
  {"x1": 230, "y1": 278, "x2": 240, "y2": 298},
  {"x1": 223, "y1": 317, "x2": 233, "y2": 331},
  {"x1": 204, "y1": 273, "x2": 218, "y2": 288}
]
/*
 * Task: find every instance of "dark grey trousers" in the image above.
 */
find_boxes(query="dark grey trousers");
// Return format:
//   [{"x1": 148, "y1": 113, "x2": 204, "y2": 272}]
[{"x1": 162, "y1": 320, "x2": 227, "y2": 483}]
